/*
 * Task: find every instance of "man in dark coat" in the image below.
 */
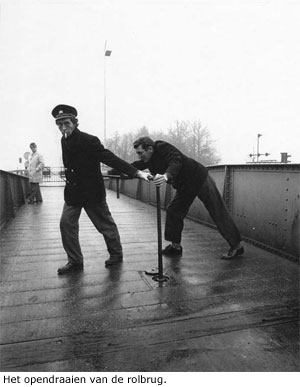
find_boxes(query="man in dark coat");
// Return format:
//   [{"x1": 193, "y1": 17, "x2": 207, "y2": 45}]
[
  {"x1": 52, "y1": 105, "x2": 151, "y2": 274},
  {"x1": 131, "y1": 136, "x2": 244, "y2": 259}
]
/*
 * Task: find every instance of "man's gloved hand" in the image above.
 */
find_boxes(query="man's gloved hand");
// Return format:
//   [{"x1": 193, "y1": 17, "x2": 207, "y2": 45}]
[
  {"x1": 153, "y1": 173, "x2": 168, "y2": 187},
  {"x1": 136, "y1": 170, "x2": 153, "y2": 181}
]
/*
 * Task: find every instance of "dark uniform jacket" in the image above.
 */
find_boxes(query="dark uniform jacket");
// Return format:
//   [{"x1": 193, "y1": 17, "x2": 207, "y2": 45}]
[
  {"x1": 131, "y1": 141, "x2": 208, "y2": 192},
  {"x1": 61, "y1": 128, "x2": 138, "y2": 205}
]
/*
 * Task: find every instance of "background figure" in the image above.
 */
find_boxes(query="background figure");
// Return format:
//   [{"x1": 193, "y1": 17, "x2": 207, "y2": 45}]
[{"x1": 27, "y1": 142, "x2": 45, "y2": 204}]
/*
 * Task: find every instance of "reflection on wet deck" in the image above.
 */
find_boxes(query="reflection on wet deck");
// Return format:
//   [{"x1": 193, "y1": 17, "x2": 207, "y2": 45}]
[{"x1": 0, "y1": 187, "x2": 299, "y2": 371}]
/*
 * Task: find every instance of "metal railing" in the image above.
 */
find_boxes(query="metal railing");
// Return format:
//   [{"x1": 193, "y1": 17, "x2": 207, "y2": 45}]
[
  {"x1": 11, "y1": 167, "x2": 66, "y2": 183},
  {"x1": 6, "y1": 164, "x2": 300, "y2": 261},
  {"x1": 0, "y1": 170, "x2": 30, "y2": 230},
  {"x1": 105, "y1": 163, "x2": 300, "y2": 262}
]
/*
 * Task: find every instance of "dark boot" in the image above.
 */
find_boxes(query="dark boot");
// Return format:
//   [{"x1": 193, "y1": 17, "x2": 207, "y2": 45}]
[
  {"x1": 162, "y1": 244, "x2": 183, "y2": 257},
  {"x1": 105, "y1": 256, "x2": 123, "y2": 266},
  {"x1": 222, "y1": 245, "x2": 244, "y2": 259},
  {"x1": 57, "y1": 262, "x2": 83, "y2": 275}
]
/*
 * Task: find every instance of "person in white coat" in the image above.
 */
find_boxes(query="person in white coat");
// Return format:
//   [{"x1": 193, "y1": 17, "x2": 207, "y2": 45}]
[{"x1": 27, "y1": 142, "x2": 45, "y2": 204}]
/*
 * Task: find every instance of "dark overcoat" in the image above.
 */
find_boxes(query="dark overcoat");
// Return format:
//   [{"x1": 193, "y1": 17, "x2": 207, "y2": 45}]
[
  {"x1": 131, "y1": 140, "x2": 208, "y2": 193},
  {"x1": 61, "y1": 128, "x2": 138, "y2": 205}
]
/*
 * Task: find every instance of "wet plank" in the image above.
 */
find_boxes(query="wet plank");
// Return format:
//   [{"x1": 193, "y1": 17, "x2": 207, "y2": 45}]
[{"x1": 0, "y1": 186, "x2": 299, "y2": 371}]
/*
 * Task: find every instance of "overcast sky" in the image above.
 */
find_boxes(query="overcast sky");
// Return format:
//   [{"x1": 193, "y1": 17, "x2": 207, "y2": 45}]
[{"x1": 0, "y1": 0, "x2": 299, "y2": 170}]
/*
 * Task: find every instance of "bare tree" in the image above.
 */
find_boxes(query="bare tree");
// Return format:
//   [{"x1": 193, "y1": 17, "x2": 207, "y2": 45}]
[
  {"x1": 105, "y1": 121, "x2": 221, "y2": 165},
  {"x1": 167, "y1": 120, "x2": 190, "y2": 154},
  {"x1": 167, "y1": 120, "x2": 220, "y2": 165},
  {"x1": 188, "y1": 120, "x2": 220, "y2": 165}
]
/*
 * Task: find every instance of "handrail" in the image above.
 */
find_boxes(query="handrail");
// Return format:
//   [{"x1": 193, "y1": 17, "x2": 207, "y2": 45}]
[
  {"x1": 104, "y1": 164, "x2": 300, "y2": 262},
  {"x1": 4, "y1": 164, "x2": 300, "y2": 261},
  {"x1": 0, "y1": 170, "x2": 30, "y2": 230}
]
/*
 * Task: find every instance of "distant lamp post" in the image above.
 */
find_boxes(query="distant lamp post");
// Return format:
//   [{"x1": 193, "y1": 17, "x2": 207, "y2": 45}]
[{"x1": 104, "y1": 40, "x2": 112, "y2": 145}]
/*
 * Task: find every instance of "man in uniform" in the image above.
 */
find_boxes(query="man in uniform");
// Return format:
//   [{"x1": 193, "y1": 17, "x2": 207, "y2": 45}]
[{"x1": 52, "y1": 104, "x2": 151, "y2": 274}]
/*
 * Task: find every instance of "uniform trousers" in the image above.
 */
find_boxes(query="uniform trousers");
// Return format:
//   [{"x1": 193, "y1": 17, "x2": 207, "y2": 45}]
[
  {"x1": 60, "y1": 200, "x2": 123, "y2": 265},
  {"x1": 165, "y1": 174, "x2": 241, "y2": 247}
]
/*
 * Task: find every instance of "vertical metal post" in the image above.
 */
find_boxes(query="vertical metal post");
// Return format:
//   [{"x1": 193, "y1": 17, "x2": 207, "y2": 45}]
[
  {"x1": 145, "y1": 184, "x2": 169, "y2": 283},
  {"x1": 156, "y1": 186, "x2": 163, "y2": 280},
  {"x1": 104, "y1": 41, "x2": 112, "y2": 145},
  {"x1": 116, "y1": 177, "x2": 120, "y2": 199},
  {"x1": 257, "y1": 133, "x2": 262, "y2": 162},
  {"x1": 104, "y1": 54, "x2": 107, "y2": 145}
]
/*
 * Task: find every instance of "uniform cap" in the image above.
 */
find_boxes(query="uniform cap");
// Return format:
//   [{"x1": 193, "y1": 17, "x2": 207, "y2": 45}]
[{"x1": 51, "y1": 104, "x2": 77, "y2": 120}]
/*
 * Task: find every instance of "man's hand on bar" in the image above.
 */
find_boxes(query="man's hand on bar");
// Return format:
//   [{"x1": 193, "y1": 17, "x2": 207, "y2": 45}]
[
  {"x1": 136, "y1": 170, "x2": 153, "y2": 181},
  {"x1": 153, "y1": 174, "x2": 168, "y2": 187}
]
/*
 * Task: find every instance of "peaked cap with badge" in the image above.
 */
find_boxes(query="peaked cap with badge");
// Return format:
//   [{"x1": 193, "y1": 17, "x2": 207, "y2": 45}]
[{"x1": 52, "y1": 104, "x2": 78, "y2": 120}]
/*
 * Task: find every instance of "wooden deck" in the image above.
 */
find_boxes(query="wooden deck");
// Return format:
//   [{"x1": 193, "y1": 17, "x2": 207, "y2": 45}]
[{"x1": 0, "y1": 186, "x2": 299, "y2": 372}]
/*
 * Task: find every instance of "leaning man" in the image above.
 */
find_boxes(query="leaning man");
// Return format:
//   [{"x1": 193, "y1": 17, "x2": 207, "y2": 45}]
[
  {"x1": 131, "y1": 137, "x2": 244, "y2": 259},
  {"x1": 52, "y1": 104, "x2": 150, "y2": 274}
]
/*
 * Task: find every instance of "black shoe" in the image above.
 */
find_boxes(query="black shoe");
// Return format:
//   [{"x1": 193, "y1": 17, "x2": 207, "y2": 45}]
[
  {"x1": 105, "y1": 256, "x2": 123, "y2": 266},
  {"x1": 57, "y1": 262, "x2": 83, "y2": 275},
  {"x1": 162, "y1": 244, "x2": 183, "y2": 257},
  {"x1": 222, "y1": 246, "x2": 244, "y2": 260}
]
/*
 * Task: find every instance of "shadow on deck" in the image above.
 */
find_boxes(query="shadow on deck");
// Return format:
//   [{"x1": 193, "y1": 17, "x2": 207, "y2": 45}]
[{"x1": 0, "y1": 186, "x2": 299, "y2": 372}]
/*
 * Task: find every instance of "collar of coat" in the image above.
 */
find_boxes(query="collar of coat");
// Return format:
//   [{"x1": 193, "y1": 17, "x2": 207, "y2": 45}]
[{"x1": 62, "y1": 128, "x2": 81, "y2": 152}]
